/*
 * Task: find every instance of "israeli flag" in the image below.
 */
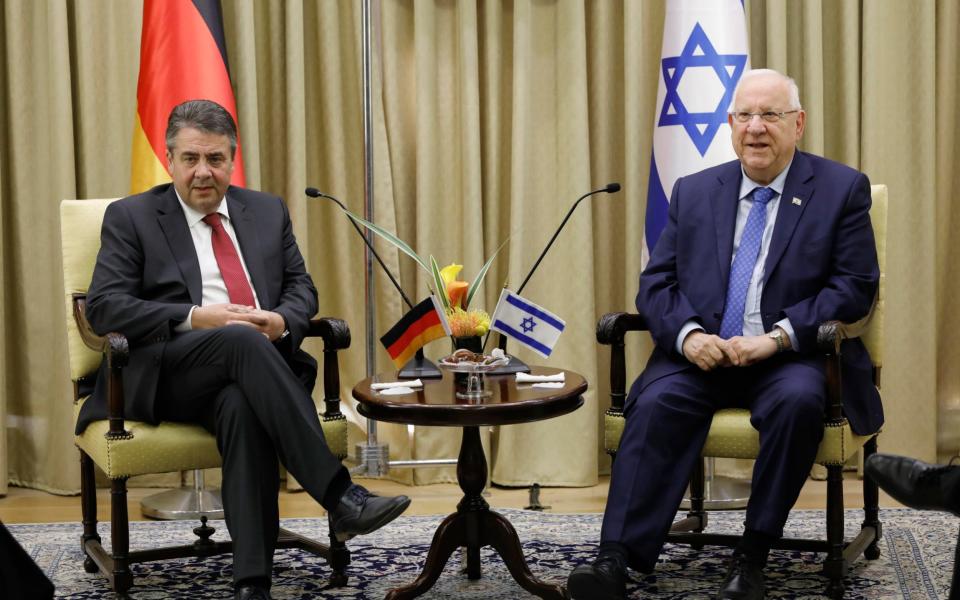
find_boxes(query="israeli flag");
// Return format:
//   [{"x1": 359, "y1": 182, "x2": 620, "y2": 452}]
[
  {"x1": 644, "y1": 0, "x2": 750, "y2": 262},
  {"x1": 490, "y1": 289, "x2": 566, "y2": 358}
]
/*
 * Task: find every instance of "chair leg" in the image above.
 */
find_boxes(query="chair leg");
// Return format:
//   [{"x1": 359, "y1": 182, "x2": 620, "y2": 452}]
[
  {"x1": 861, "y1": 437, "x2": 882, "y2": 560},
  {"x1": 689, "y1": 458, "x2": 706, "y2": 530},
  {"x1": 327, "y1": 513, "x2": 350, "y2": 587},
  {"x1": 823, "y1": 464, "x2": 846, "y2": 599},
  {"x1": 79, "y1": 450, "x2": 100, "y2": 574},
  {"x1": 111, "y1": 477, "x2": 134, "y2": 596}
]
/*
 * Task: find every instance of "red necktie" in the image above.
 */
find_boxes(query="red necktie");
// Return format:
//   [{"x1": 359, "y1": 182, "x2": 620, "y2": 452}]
[{"x1": 202, "y1": 213, "x2": 256, "y2": 307}]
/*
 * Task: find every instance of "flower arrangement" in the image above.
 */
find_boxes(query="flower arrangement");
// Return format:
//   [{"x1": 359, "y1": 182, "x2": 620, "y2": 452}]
[
  {"x1": 343, "y1": 208, "x2": 507, "y2": 340},
  {"x1": 438, "y1": 263, "x2": 491, "y2": 337}
]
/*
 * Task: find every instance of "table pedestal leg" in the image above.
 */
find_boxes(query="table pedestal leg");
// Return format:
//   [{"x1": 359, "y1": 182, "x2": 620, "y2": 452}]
[{"x1": 384, "y1": 426, "x2": 566, "y2": 600}]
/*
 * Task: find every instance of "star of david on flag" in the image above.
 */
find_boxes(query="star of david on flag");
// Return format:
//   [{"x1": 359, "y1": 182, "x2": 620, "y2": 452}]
[
  {"x1": 490, "y1": 289, "x2": 566, "y2": 358},
  {"x1": 643, "y1": 0, "x2": 750, "y2": 261}
]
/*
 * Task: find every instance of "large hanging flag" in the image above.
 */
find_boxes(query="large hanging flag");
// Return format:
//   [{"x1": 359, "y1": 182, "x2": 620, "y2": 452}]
[
  {"x1": 380, "y1": 297, "x2": 451, "y2": 369},
  {"x1": 490, "y1": 289, "x2": 566, "y2": 358},
  {"x1": 131, "y1": 0, "x2": 245, "y2": 193},
  {"x1": 643, "y1": 0, "x2": 750, "y2": 262}
]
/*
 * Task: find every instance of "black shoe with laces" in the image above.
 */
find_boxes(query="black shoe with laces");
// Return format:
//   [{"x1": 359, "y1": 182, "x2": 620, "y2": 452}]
[
  {"x1": 865, "y1": 454, "x2": 960, "y2": 516},
  {"x1": 716, "y1": 553, "x2": 765, "y2": 600},
  {"x1": 328, "y1": 483, "x2": 411, "y2": 542},
  {"x1": 567, "y1": 552, "x2": 628, "y2": 600}
]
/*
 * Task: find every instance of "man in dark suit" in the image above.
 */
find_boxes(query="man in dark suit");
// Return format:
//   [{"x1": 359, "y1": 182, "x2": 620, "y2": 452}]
[
  {"x1": 80, "y1": 99, "x2": 410, "y2": 600},
  {"x1": 569, "y1": 70, "x2": 881, "y2": 600}
]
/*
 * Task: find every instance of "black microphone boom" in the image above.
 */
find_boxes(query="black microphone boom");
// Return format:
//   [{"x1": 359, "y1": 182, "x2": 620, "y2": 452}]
[
  {"x1": 305, "y1": 187, "x2": 414, "y2": 311},
  {"x1": 306, "y1": 187, "x2": 440, "y2": 378},
  {"x1": 515, "y1": 182, "x2": 622, "y2": 295}
]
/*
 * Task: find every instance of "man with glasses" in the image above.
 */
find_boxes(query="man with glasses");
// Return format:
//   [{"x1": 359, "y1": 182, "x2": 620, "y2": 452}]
[{"x1": 568, "y1": 69, "x2": 881, "y2": 600}]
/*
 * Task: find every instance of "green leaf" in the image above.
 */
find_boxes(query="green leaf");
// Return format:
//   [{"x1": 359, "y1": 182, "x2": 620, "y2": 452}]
[
  {"x1": 342, "y1": 208, "x2": 430, "y2": 273},
  {"x1": 429, "y1": 255, "x2": 450, "y2": 310},
  {"x1": 465, "y1": 237, "x2": 510, "y2": 309}
]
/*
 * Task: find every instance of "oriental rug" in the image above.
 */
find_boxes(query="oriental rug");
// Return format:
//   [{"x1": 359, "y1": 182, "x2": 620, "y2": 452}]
[{"x1": 8, "y1": 508, "x2": 956, "y2": 599}]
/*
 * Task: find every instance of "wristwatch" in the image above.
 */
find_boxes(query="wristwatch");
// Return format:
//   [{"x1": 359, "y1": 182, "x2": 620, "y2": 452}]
[{"x1": 767, "y1": 328, "x2": 786, "y2": 353}]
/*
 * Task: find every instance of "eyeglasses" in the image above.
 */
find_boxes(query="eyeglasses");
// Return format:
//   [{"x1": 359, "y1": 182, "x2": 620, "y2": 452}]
[{"x1": 730, "y1": 110, "x2": 799, "y2": 123}]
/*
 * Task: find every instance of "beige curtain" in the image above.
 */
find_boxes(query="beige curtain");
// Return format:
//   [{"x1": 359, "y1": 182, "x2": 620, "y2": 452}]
[{"x1": 2, "y1": 0, "x2": 959, "y2": 495}]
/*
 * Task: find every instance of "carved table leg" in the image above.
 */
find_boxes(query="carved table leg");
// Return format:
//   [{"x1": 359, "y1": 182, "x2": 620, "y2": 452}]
[
  {"x1": 385, "y1": 426, "x2": 565, "y2": 599},
  {"x1": 481, "y1": 510, "x2": 566, "y2": 599}
]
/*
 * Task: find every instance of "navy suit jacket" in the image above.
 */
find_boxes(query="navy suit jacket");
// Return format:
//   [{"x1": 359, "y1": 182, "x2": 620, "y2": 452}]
[
  {"x1": 77, "y1": 184, "x2": 319, "y2": 433},
  {"x1": 633, "y1": 151, "x2": 883, "y2": 435}
]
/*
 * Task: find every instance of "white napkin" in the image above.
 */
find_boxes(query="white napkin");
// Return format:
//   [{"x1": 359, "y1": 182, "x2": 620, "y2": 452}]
[
  {"x1": 532, "y1": 381, "x2": 565, "y2": 389},
  {"x1": 515, "y1": 372, "x2": 565, "y2": 383},
  {"x1": 371, "y1": 379, "x2": 423, "y2": 392}
]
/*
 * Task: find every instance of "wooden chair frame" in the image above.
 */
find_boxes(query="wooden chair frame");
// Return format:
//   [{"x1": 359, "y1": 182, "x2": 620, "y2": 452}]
[
  {"x1": 73, "y1": 294, "x2": 353, "y2": 598},
  {"x1": 597, "y1": 312, "x2": 881, "y2": 600}
]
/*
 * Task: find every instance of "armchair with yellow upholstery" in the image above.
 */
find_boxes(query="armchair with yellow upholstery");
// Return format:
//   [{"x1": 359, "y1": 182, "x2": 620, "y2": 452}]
[
  {"x1": 598, "y1": 184, "x2": 887, "y2": 599},
  {"x1": 60, "y1": 198, "x2": 352, "y2": 597}
]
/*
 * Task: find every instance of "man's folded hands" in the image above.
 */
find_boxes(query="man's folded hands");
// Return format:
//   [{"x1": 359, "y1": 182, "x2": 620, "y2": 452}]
[{"x1": 192, "y1": 303, "x2": 287, "y2": 341}]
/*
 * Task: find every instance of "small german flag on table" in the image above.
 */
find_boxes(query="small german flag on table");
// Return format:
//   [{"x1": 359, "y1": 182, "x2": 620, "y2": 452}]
[{"x1": 380, "y1": 297, "x2": 451, "y2": 368}]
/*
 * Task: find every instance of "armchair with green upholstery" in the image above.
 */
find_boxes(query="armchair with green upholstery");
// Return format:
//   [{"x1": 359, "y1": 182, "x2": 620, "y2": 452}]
[
  {"x1": 597, "y1": 184, "x2": 887, "y2": 599},
  {"x1": 60, "y1": 198, "x2": 352, "y2": 598}
]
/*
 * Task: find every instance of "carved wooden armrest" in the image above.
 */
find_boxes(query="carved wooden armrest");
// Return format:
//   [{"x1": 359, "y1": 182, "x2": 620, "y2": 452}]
[
  {"x1": 815, "y1": 318, "x2": 870, "y2": 423},
  {"x1": 596, "y1": 312, "x2": 647, "y2": 345},
  {"x1": 597, "y1": 312, "x2": 649, "y2": 413},
  {"x1": 72, "y1": 294, "x2": 131, "y2": 439},
  {"x1": 307, "y1": 317, "x2": 351, "y2": 420}
]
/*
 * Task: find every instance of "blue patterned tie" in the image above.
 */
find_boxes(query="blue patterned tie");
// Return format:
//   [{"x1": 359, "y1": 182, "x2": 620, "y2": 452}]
[{"x1": 719, "y1": 187, "x2": 776, "y2": 338}]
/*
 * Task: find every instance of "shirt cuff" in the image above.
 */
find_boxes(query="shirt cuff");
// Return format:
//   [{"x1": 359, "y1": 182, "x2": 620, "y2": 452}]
[
  {"x1": 676, "y1": 320, "x2": 705, "y2": 355},
  {"x1": 174, "y1": 306, "x2": 197, "y2": 333},
  {"x1": 774, "y1": 318, "x2": 798, "y2": 351}
]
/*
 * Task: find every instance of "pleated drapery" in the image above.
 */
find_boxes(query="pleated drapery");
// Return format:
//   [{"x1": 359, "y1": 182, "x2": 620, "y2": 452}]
[{"x1": 2, "y1": 0, "x2": 959, "y2": 495}]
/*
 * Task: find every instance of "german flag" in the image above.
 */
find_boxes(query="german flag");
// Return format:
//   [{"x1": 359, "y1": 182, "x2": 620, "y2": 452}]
[
  {"x1": 380, "y1": 297, "x2": 450, "y2": 368},
  {"x1": 130, "y1": 0, "x2": 245, "y2": 193}
]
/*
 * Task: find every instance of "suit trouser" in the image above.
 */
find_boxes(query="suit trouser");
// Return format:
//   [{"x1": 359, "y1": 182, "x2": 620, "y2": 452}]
[
  {"x1": 155, "y1": 325, "x2": 350, "y2": 586},
  {"x1": 600, "y1": 355, "x2": 826, "y2": 572}
]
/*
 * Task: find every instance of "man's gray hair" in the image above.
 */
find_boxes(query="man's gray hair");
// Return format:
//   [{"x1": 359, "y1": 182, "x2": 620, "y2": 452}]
[
  {"x1": 734, "y1": 69, "x2": 802, "y2": 110},
  {"x1": 165, "y1": 99, "x2": 238, "y2": 157}
]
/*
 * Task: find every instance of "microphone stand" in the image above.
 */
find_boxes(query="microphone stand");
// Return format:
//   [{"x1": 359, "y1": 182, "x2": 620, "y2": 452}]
[
  {"x1": 492, "y1": 183, "x2": 622, "y2": 369},
  {"x1": 307, "y1": 188, "x2": 441, "y2": 378}
]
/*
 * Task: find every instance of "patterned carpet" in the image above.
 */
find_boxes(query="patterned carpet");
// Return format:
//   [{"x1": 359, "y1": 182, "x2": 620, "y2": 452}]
[{"x1": 8, "y1": 508, "x2": 957, "y2": 599}]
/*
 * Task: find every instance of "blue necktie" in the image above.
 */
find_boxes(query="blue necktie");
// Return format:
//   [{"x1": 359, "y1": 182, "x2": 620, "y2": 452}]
[{"x1": 719, "y1": 187, "x2": 776, "y2": 339}]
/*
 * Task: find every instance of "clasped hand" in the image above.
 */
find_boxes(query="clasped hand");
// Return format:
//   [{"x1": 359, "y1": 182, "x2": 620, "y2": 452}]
[
  {"x1": 191, "y1": 303, "x2": 286, "y2": 341},
  {"x1": 682, "y1": 331, "x2": 778, "y2": 371}
]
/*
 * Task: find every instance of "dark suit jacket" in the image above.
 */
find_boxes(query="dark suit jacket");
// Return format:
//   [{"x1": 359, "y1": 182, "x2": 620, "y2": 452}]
[
  {"x1": 633, "y1": 151, "x2": 883, "y2": 434},
  {"x1": 77, "y1": 184, "x2": 319, "y2": 433}
]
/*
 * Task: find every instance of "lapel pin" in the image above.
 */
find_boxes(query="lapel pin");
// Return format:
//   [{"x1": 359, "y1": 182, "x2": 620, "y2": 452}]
[{"x1": 792, "y1": 197, "x2": 802, "y2": 206}]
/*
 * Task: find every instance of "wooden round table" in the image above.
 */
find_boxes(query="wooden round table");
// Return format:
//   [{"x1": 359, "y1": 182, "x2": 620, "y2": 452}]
[{"x1": 353, "y1": 367, "x2": 587, "y2": 600}]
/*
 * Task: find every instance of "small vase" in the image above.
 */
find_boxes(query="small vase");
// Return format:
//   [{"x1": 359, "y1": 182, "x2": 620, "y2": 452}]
[{"x1": 452, "y1": 335, "x2": 483, "y2": 353}]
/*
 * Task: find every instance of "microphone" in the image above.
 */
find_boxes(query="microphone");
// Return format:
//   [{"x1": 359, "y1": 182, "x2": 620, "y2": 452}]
[
  {"x1": 515, "y1": 182, "x2": 621, "y2": 295},
  {"x1": 305, "y1": 187, "x2": 414, "y2": 311},
  {"x1": 306, "y1": 187, "x2": 441, "y2": 378}
]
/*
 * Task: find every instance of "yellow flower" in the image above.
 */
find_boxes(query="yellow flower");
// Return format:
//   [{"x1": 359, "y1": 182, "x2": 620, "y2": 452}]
[{"x1": 440, "y1": 263, "x2": 469, "y2": 308}]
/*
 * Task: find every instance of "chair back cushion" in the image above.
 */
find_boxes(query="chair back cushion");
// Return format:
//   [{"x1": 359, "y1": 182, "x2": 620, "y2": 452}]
[
  {"x1": 862, "y1": 184, "x2": 886, "y2": 369},
  {"x1": 60, "y1": 199, "x2": 118, "y2": 381}
]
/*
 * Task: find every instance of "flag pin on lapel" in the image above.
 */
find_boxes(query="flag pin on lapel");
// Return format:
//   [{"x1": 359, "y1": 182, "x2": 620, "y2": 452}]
[{"x1": 792, "y1": 197, "x2": 802, "y2": 206}]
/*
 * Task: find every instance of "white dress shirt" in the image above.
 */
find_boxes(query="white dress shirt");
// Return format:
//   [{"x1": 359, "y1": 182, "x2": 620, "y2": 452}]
[
  {"x1": 674, "y1": 159, "x2": 799, "y2": 354},
  {"x1": 173, "y1": 191, "x2": 260, "y2": 331}
]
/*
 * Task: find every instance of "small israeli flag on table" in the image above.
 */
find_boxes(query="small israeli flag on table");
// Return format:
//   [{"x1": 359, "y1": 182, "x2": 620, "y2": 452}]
[{"x1": 490, "y1": 289, "x2": 566, "y2": 358}]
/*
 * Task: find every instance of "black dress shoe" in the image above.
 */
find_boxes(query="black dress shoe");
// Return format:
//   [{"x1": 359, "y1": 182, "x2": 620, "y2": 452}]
[
  {"x1": 235, "y1": 585, "x2": 271, "y2": 600},
  {"x1": 329, "y1": 484, "x2": 411, "y2": 542},
  {"x1": 865, "y1": 454, "x2": 960, "y2": 516},
  {"x1": 567, "y1": 553, "x2": 627, "y2": 600},
  {"x1": 716, "y1": 553, "x2": 765, "y2": 600}
]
